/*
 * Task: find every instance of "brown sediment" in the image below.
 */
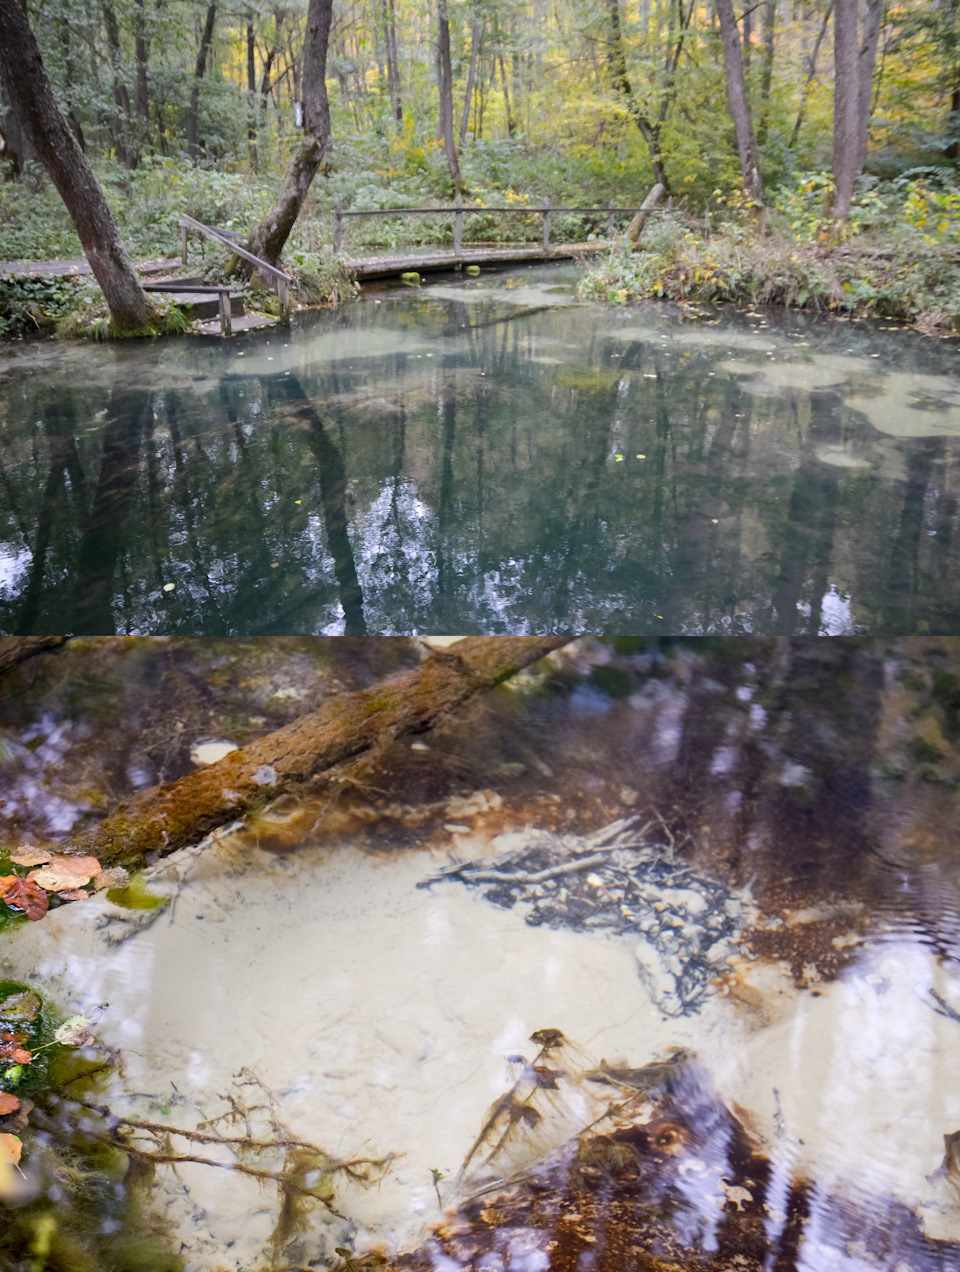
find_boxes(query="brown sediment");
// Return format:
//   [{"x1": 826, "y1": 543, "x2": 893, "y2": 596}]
[
  {"x1": 383, "y1": 1057, "x2": 954, "y2": 1272},
  {"x1": 54, "y1": 637, "x2": 566, "y2": 870}
]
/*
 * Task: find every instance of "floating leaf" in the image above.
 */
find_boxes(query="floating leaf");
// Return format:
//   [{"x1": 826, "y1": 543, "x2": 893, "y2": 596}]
[
  {"x1": 53, "y1": 1015, "x2": 95, "y2": 1048},
  {"x1": 28, "y1": 855, "x2": 101, "y2": 892},
  {"x1": 0, "y1": 993, "x2": 40, "y2": 1023},
  {"x1": 8, "y1": 846, "x2": 53, "y2": 867},
  {"x1": 0, "y1": 1094, "x2": 19, "y2": 1115},
  {"x1": 2, "y1": 879, "x2": 48, "y2": 921},
  {"x1": 0, "y1": 1134, "x2": 21, "y2": 1166}
]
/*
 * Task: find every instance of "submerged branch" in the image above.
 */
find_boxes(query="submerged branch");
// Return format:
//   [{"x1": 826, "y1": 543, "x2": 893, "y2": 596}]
[{"x1": 58, "y1": 637, "x2": 567, "y2": 870}]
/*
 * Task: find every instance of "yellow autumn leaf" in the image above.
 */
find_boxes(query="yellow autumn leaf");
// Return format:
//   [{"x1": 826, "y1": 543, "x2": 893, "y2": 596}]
[
  {"x1": 27, "y1": 855, "x2": 101, "y2": 892},
  {"x1": 0, "y1": 1134, "x2": 21, "y2": 1166}
]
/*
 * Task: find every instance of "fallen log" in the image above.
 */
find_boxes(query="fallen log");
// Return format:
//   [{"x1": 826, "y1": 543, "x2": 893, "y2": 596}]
[
  {"x1": 60, "y1": 636, "x2": 568, "y2": 869},
  {"x1": 626, "y1": 182, "x2": 666, "y2": 244},
  {"x1": 0, "y1": 637, "x2": 65, "y2": 674}
]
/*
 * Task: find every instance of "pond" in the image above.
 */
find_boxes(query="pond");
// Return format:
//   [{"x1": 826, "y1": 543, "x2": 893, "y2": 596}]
[
  {"x1": 1, "y1": 636, "x2": 960, "y2": 1271},
  {"x1": 2, "y1": 266, "x2": 960, "y2": 636}
]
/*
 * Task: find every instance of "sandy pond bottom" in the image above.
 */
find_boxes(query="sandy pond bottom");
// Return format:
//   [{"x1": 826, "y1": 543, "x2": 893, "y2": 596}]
[{"x1": 4, "y1": 832, "x2": 960, "y2": 1271}]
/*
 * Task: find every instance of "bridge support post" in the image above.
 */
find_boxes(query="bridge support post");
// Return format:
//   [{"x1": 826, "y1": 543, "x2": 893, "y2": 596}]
[
  {"x1": 218, "y1": 288, "x2": 232, "y2": 337},
  {"x1": 608, "y1": 199, "x2": 615, "y2": 238},
  {"x1": 542, "y1": 196, "x2": 551, "y2": 253},
  {"x1": 454, "y1": 192, "x2": 463, "y2": 257},
  {"x1": 181, "y1": 223, "x2": 189, "y2": 265},
  {"x1": 333, "y1": 196, "x2": 342, "y2": 254}
]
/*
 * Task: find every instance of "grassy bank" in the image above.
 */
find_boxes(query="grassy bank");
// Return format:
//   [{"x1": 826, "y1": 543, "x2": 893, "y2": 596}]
[{"x1": 579, "y1": 172, "x2": 960, "y2": 336}]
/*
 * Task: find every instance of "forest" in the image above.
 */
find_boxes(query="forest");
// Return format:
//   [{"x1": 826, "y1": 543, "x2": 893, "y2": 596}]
[{"x1": 3, "y1": 0, "x2": 960, "y2": 335}]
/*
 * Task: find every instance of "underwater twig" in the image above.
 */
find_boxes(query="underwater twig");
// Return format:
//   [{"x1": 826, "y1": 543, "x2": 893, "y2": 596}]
[
  {"x1": 926, "y1": 989, "x2": 960, "y2": 1025},
  {"x1": 453, "y1": 850, "x2": 621, "y2": 885}
]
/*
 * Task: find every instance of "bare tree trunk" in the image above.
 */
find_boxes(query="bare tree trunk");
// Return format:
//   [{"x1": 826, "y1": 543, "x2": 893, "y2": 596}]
[
  {"x1": 459, "y1": 14, "x2": 483, "y2": 146},
  {"x1": 498, "y1": 50, "x2": 515, "y2": 134},
  {"x1": 247, "y1": 19, "x2": 259, "y2": 171},
  {"x1": 59, "y1": 637, "x2": 568, "y2": 870},
  {"x1": 742, "y1": 1, "x2": 752, "y2": 71},
  {"x1": 0, "y1": 0, "x2": 153, "y2": 333},
  {"x1": 831, "y1": 0, "x2": 860, "y2": 220},
  {"x1": 134, "y1": 0, "x2": 149, "y2": 120},
  {"x1": 243, "y1": 0, "x2": 332, "y2": 269},
  {"x1": 757, "y1": 0, "x2": 776, "y2": 145},
  {"x1": 856, "y1": 0, "x2": 884, "y2": 174},
  {"x1": 715, "y1": 0, "x2": 764, "y2": 205},
  {"x1": 385, "y1": 0, "x2": 402, "y2": 120},
  {"x1": 186, "y1": 3, "x2": 217, "y2": 163},
  {"x1": 789, "y1": 0, "x2": 832, "y2": 149},
  {"x1": 607, "y1": 0, "x2": 668, "y2": 188},
  {"x1": 103, "y1": 0, "x2": 133, "y2": 168},
  {"x1": 437, "y1": 0, "x2": 464, "y2": 191}
]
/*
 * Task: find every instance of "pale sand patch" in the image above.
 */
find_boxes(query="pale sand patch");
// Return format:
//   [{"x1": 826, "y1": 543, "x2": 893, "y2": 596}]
[{"x1": 3, "y1": 836, "x2": 959, "y2": 1266}]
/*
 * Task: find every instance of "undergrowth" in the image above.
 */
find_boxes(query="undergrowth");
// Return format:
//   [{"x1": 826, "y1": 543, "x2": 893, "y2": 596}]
[{"x1": 579, "y1": 171, "x2": 960, "y2": 334}]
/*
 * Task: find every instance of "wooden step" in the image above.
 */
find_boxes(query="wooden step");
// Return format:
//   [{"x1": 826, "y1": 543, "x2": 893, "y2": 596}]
[
  {"x1": 160, "y1": 291, "x2": 245, "y2": 321},
  {"x1": 194, "y1": 312, "x2": 278, "y2": 336}
]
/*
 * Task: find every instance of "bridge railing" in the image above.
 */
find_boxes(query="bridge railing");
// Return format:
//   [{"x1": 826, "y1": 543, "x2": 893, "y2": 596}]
[
  {"x1": 332, "y1": 195, "x2": 644, "y2": 255},
  {"x1": 179, "y1": 213, "x2": 294, "y2": 315}
]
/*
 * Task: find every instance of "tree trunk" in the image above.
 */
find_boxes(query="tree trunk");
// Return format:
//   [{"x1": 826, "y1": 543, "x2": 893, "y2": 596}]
[
  {"x1": 0, "y1": 0, "x2": 154, "y2": 334},
  {"x1": 102, "y1": 0, "x2": 133, "y2": 168},
  {"x1": 831, "y1": 0, "x2": 860, "y2": 220},
  {"x1": 134, "y1": 0, "x2": 149, "y2": 121},
  {"x1": 607, "y1": 0, "x2": 668, "y2": 188},
  {"x1": 788, "y1": 0, "x2": 833, "y2": 149},
  {"x1": 186, "y1": 3, "x2": 217, "y2": 163},
  {"x1": 498, "y1": 50, "x2": 516, "y2": 135},
  {"x1": 58, "y1": 637, "x2": 568, "y2": 870},
  {"x1": 757, "y1": 0, "x2": 776, "y2": 145},
  {"x1": 385, "y1": 0, "x2": 402, "y2": 120},
  {"x1": 243, "y1": 0, "x2": 333, "y2": 269},
  {"x1": 742, "y1": 1, "x2": 752, "y2": 71},
  {"x1": 715, "y1": 0, "x2": 764, "y2": 205},
  {"x1": 247, "y1": 19, "x2": 259, "y2": 171},
  {"x1": 459, "y1": 14, "x2": 483, "y2": 146},
  {"x1": 437, "y1": 0, "x2": 464, "y2": 192},
  {"x1": 855, "y1": 0, "x2": 884, "y2": 175}
]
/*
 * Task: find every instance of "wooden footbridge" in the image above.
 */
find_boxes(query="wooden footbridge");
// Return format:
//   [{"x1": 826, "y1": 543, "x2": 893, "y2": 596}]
[{"x1": 1, "y1": 197, "x2": 646, "y2": 336}]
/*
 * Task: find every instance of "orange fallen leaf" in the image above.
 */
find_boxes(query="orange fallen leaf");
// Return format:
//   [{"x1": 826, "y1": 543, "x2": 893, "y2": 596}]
[
  {"x1": 0, "y1": 877, "x2": 17, "y2": 898},
  {"x1": 2, "y1": 878, "x2": 49, "y2": 921},
  {"x1": 8, "y1": 846, "x2": 53, "y2": 867},
  {"x1": 0, "y1": 1042, "x2": 31, "y2": 1064},
  {"x1": 28, "y1": 855, "x2": 101, "y2": 892},
  {"x1": 0, "y1": 1094, "x2": 19, "y2": 1116},
  {"x1": 0, "y1": 1134, "x2": 22, "y2": 1166},
  {"x1": 56, "y1": 889, "x2": 90, "y2": 902}
]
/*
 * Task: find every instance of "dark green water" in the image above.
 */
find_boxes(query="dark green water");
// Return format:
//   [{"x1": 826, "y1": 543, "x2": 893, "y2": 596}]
[{"x1": 2, "y1": 263, "x2": 959, "y2": 635}]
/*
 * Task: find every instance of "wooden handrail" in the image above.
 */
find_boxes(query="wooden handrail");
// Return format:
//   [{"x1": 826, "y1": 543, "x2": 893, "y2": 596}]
[
  {"x1": 178, "y1": 213, "x2": 292, "y2": 320},
  {"x1": 330, "y1": 195, "x2": 644, "y2": 254}
]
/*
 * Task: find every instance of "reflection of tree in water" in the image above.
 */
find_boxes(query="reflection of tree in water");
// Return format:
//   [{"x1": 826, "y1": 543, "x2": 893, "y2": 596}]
[{"x1": 1, "y1": 299, "x2": 960, "y2": 633}]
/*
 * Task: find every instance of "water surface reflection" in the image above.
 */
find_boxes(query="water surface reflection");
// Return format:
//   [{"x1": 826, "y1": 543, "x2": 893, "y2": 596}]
[{"x1": 2, "y1": 271, "x2": 960, "y2": 632}]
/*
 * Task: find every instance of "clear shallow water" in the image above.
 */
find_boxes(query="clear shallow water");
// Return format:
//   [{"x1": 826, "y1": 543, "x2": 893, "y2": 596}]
[
  {"x1": 2, "y1": 637, "x2": 960, "y2": 1270},
  {"x1": 2, "y1": 267, "x2": 960, "y2": 635}
]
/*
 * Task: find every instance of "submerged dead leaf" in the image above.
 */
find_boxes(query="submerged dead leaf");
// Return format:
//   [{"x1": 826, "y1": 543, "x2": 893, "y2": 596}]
[
  {"x1": 0, "y1": 877, "x2": 17, "y2": 897},
  {"x1": 28, "y1": 855, "x2": 101, "y2": 892},
  {"x1": 91, "y1": 867, "x2": 129, "y2": 892},
  {"x1": 2, "y1": 879, "x2": 49, "y2": 921},
  {"x1": 0, "y1": 1134, "x2": 21, "y2": 1167},
  {"x1": 0, "y1": 1094, "x2": 19, "y2": 1116},
  {"x1": 8, "y1": 846, "x2": 53, "y2": 867},
  {"x1": 0, "y1": 1041, "x2": 31, "y2": 1064},
  {"x1": 56, "y1": 889, "x2": 90, "y2": 902},
  {"x1": 0, "y1": 993, "x2": 40, "y2": 1023}
]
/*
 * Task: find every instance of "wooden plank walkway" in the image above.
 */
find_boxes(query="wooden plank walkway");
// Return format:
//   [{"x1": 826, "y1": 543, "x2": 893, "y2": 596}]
[
  {"x1": 0, "y1": 256, "x2": 180, "y2": 279},
  {"x1": 343, "y1": 241, "x2": 612, "y2": 281}
]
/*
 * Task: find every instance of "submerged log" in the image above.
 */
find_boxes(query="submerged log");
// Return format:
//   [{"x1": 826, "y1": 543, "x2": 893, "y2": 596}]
[
  {"x1": 0, "y1": 637, "x2": 65, "y2": 674},
  {"x1": 60, "y1": 637, "x2": 567, "y2": 869}
]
